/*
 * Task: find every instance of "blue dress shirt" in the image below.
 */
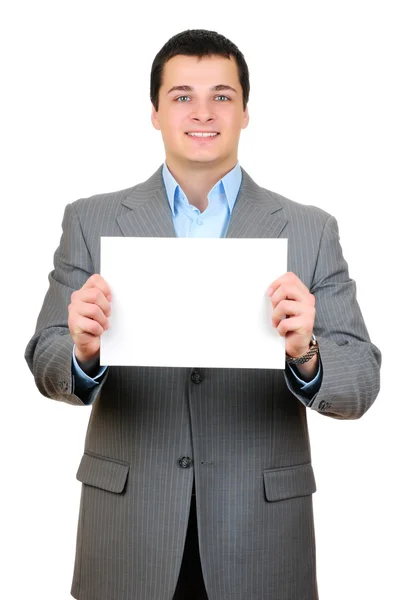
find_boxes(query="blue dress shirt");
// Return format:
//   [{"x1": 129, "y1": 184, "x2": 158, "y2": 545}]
[{"x1": 72, "y1": 162, "x2": 321, "y2": 397}]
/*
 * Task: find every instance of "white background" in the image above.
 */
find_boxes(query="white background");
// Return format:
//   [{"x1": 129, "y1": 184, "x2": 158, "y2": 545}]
[{"x1": 1, "y1": 1, "x2": 396, "y2": 598}]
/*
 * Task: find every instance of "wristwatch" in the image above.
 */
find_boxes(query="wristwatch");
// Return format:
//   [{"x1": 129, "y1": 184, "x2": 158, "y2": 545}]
[{"x1": 285, "y1": 334, "x2": 319, "y2": 365}]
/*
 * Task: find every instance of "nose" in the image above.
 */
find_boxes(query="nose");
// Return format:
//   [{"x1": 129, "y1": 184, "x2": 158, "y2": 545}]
[{"x1": 190, "y1": 99, "x2": 215, "y2": 123}]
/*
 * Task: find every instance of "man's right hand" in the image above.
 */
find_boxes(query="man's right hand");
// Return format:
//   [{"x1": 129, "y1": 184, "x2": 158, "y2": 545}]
[{"x1": 68, "y1": 274, "x2": 112, "y2": 367}]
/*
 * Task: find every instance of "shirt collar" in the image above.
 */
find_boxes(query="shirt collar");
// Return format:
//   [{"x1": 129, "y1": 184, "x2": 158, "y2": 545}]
[{"x1": 162, "y1": 162, "x2": 242, "y2": 216}]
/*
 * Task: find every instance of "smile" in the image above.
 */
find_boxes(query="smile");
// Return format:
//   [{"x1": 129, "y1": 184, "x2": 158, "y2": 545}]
[{"x1": 186, "y1": 132, "x2": 219, "y2": 137}]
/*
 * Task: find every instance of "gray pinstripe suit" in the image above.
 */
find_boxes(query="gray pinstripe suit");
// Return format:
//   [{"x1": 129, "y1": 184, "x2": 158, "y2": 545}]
[{"x1": 25, "y1": 166, "x2": 381, "y2": 599}]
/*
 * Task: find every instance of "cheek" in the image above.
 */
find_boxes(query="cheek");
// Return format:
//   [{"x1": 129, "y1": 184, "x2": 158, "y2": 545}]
[
  {"x1": 222, "y1": 109, "x2": 245, "y2": 130},
  {"x1": 160, "y1": 121, "x2": 178, "y2": 142},
  {"x1": 163, "y1": 109, "x2": 187, "y2": 134},
  {"x1": 222, "y1": 121, "x2": 243, "y2": 140}
]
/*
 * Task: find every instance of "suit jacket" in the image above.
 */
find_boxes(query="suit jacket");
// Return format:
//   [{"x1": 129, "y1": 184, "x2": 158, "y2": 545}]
[{"x1": 25, "y1": 166, "x2": 381, "y2": 600}]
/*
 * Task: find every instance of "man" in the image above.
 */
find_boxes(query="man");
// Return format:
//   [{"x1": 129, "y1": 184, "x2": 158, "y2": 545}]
[{"x1": 25, "y1": 29, "x2": 381, "y2": 600}]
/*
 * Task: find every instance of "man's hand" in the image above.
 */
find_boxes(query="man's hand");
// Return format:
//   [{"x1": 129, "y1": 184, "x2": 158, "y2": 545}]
[
  {"x1": 68, "y1": 274, "x2": 112, "y2": 367},
  {"x1": 267, "y1": 272, "x2": 318, "y2": 379}
]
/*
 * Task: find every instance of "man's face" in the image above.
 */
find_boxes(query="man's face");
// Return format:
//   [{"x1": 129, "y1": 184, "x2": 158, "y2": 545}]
[{"x1": 151, "y1": 54, "x2": 249, "y2": 169}]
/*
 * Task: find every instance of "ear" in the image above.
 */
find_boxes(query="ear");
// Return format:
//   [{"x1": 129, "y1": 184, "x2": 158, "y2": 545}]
[
  {"x1": 242, "y1": 105, "x2": 249, "y2": 130},
  {"x1": 151, "y1": 104, "x2": 161, "y2": 131}
]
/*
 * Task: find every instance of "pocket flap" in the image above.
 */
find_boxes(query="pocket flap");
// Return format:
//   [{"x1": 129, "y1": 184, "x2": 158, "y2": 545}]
[
  {"x1": 263, "y1": 463, "x2": 316, "y2": 502},
  {"x1": 76, "y1": 452, "x2": 130, "y2": 494}
]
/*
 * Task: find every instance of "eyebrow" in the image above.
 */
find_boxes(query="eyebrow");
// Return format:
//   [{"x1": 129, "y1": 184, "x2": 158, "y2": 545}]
[{"x1": 166, "y1": 84, "x2": 238, "y2": 95}]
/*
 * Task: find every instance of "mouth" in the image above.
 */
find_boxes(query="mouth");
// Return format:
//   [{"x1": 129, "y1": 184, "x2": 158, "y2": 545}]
[{"x1": 185, "y1": 132, "x2": 220, "y2": 142}]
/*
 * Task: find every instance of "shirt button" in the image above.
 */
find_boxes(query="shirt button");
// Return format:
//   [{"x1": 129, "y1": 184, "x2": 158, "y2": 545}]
[
  {"x1": 191, "y1": 369, "x2": 203, "y2": 384},
  {"x1": 197, "y1": 219, "x2": 203, "y2": 226},
  {"x1": 178, "y1": 456, "x2": 193, "y2": 469}
]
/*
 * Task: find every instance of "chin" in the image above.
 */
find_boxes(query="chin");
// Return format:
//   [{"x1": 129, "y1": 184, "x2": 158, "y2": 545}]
[
  {"x1": 186, "y1": 156, "x2": 223, "y2": 166},
  {"x1": 185, "y1": 150, "x2": 225, "y2": 161}
]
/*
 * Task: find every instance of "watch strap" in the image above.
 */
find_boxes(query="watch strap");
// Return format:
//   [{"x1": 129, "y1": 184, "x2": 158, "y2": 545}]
[{"x1": 286, "y1": 335, "x2": 319, "y2": 365}]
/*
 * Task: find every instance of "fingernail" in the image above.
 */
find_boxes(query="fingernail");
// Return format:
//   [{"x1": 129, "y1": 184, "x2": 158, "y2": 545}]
[{"x1": 267, "y1": 287, "x2": 273, "y2": 296}]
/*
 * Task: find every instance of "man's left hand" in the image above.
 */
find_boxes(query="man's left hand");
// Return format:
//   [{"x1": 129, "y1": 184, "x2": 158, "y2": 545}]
[{"x1": 267, "y1": 271, "x2": 316, "y2": 359}]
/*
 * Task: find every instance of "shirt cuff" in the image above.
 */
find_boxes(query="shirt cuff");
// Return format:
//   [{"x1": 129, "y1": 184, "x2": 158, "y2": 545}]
[
  {"x1": 72, "y1": 344, "x2": 108, "y2": 389},
  {"x1": 287, "y1": 361, "x2": 322, "y2": 395}
]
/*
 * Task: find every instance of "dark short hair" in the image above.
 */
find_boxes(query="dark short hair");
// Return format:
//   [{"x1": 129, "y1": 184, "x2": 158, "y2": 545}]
[{"x1": 150, "y1": 29, "x2": 250, "y2": 111}]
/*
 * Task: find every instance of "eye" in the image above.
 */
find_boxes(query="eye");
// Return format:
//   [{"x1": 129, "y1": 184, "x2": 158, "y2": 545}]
[
  {"x1": 215, "y1": 95, "x2": 230, "y2": 101},
  {"x1": 176, "y1": 96, "x2": 191, "y2": 102}
]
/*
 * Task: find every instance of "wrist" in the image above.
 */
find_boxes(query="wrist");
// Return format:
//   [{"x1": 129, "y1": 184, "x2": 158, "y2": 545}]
[
  {"x1": 286, "y1": 334, "x2": 319, "y2": 366},
  {"x1": 74, "y1": 348, "x2": 100, "y2": 377},
  {"x1": 294, "y1": 354, "x2": 319, "y2": 382}
]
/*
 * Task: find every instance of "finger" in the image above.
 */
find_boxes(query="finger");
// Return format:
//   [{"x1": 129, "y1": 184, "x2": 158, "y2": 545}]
[
  {"x1": 269, "y1": 283, "x2": 313, "y2": 309},
  {"x1": 74, "y1": 331, "x2": 100, "y2": 349},
  {"x1": 271, "y1": 299, "x2": 303, "y2": 328},
  {"x1": 82, "y1": 274, "x2": 112, "y2": 301},
  {"x1": 72, "y1": 315, "x2": 107, "y2": 338},
  {"x1": 72, "y1": 300, "x2": 109, "y2": 329},
  {"x1": 71, "y1": 287, "x2": 111, "y2": 317},
  {"x1": 267, "y1": 272, "x2": 309, "y2": 299},
  {"x1": 276, "y1": 313, "x2": 314, "y2": 337}
]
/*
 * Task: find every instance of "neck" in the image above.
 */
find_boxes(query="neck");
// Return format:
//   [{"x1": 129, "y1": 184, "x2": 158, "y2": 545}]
[{"x1": 165, "y1": 157, "x2": 237, "y2": 212}]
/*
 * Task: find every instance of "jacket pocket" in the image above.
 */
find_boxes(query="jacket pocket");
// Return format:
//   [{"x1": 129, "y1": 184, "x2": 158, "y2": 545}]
[
  {"x1": 263, "y1": 462, "x2": 316, "y2": 502},
  {"x1": 76, "y1": 451, "x2": 130, "y2": 494}
]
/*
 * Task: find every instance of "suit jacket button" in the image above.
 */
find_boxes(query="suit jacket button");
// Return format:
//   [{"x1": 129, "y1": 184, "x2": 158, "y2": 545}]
[
  {"x1": 191, "y1": 369, "x2": 203, "y2": 384},
  {"x1": 178, "y1": 457, "x2": 193, "y2": 469},
  {"x1": 59, "y1": 380, "x2": 68, "y2": 392}
]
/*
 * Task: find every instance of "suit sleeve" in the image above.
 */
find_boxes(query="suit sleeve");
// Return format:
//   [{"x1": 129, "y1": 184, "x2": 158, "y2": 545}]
[
  {"x1": 25, "y1": 202, "x2": 109, "y2": 405},
  {"x1": 285, "y1": 214, "x2": 381, "y2": 419}
]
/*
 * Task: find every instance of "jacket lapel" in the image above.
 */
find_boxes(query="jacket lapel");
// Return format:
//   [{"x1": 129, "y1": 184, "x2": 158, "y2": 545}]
[
  {"x1": 116, "y1": 166, "x2": 176, "y2": 238},
  {"x1": 116, "y1": 165, "x2": 287, "y2": 240},
  {"x1": 226, "y1": 168, "x2": 287, "y2": 239}
]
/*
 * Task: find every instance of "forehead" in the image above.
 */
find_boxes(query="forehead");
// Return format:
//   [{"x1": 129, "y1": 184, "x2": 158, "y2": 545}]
[{"x1": 161, "y1": 54, "x2": 241, "y2": 89}]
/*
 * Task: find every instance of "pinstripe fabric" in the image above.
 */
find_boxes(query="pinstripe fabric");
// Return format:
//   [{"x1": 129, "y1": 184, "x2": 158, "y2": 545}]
[{"x1": 25, "y1": 165, "x2": 381, "y2": 600}]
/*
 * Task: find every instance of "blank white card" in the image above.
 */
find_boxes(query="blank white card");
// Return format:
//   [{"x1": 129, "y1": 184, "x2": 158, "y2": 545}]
[{"x1": 100, "y1": 237, "x2": 287, "y2": 369}]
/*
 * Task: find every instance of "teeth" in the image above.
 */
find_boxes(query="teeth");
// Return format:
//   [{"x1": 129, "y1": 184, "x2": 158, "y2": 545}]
[{"x1": 187, "y1": 132, "x2": 218, "y2": 137}]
